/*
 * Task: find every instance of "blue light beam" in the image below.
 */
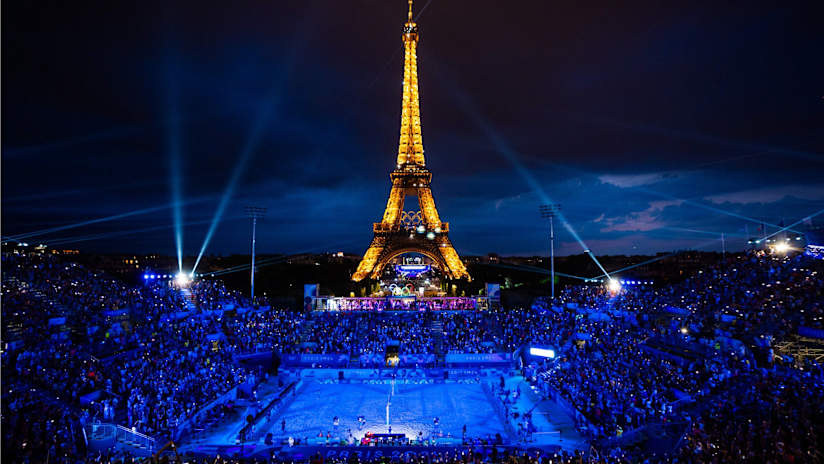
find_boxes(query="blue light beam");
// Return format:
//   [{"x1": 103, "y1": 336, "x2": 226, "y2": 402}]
[
  {"x1": 6, "y1": 199, "x2": 205, "y2": 241},
  {"x1": 191, "y1": 99, "x2": 277, "y2": 274},
  {"x1": 758, "y1": 208, "x2": 824, "y2": 243},
  {"x1": 438, "y1": 67, "x2": 611, "y2": 278},
  {"x1": 165, "y1": 62, "x2": 185, "y2": 274}
]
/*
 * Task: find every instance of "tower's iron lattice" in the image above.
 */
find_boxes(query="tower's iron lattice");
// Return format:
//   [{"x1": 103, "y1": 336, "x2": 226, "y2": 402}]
[{"x1": 352, "y1": 1, "x2": 469, "y2": 282}]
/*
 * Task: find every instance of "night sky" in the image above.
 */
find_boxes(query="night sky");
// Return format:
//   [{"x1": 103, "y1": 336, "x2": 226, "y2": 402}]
[{"x1": 3, "y1": 1, "x2": 823, "y2": 257}]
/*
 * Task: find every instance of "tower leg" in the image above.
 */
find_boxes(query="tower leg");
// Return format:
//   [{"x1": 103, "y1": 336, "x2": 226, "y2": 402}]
[{"x1": 352, "y1": 237, "x2": 386, "y2": 281}]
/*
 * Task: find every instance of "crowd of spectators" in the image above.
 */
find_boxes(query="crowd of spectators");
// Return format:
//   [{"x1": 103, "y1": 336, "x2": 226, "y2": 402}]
[
  {"x1": 3, "y1": 248, "x2": 823, "y2": 463},
  {"x1": 2, "y1": 252, "x2": 258, "y2": 453},
  {"x1": 674, "y1": 365, "x2": 824, "y2": 463},
  {"x1": 552, "y1": 251, "x2": 824, "y2": 337},
  {"x1": 524, "y1": 250, "x2": 824, "y2": 460}
]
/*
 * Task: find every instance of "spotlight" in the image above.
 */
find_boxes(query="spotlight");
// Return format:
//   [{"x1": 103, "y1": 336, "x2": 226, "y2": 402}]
[
  {"x1": 774, "y1": 242, "x2": 790, "y2": 253},
  {"x1": 529, "y1": 347, "x2": 555, "y2": 358},
  {"x1": 426, "y1": 232, "x2": 435, "y2": 240},
  {"x1": 680, "y1": 327, "x2": 688, "y2": 335},
  {"x1": 607, "y1": 278, "x2": 622, "y2": 293},
  {"x1": 175, "y1": 272, "x2": 191, "y2": 286},
  {"x1": 416, "y1": 225, "x2": 426, "y2": 234}
]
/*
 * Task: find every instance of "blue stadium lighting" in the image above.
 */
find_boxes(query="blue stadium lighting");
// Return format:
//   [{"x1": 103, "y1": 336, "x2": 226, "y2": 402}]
[
  {"x1": 40, "y1": 215, "x2": 238, "y2": 248},
  {"x1": 444, "y1": 78, "x2": 611, "y2": 280},
  {"x1": 595, "y1": 238, "x2": 721, "y2": 280},
  {"x1": 165, "y1": 64, "x2": 185, "y2": 275},
  {"x1": 529, "y1": 347, "x2": 555, "y2": 358},
  {"x1": 192, "y1": 97, "x2": 277, "y2": 274},
  {"x1": 7, "y1": 203, "x2": 181, "y2": 241},
  {"x1": 589, "y1": 117, "x2": 823, "y2": 164},
  {"x1": 758, "y1": 208, "x2": 824, "y2": 244},
  {"x1": 774, "y1": 242, "x2": 790, "y2": 253},
  {"x1": 175, "y1": 272, "x2": 191, "y2": 286},
  {"x1": 634, "y1": 185, "x2": 806, "y2": 236}
]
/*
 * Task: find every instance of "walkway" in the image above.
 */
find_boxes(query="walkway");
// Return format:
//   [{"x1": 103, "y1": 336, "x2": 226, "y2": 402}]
[{"x1": 500, "y1": 375, "x2": 586, "y2": 452}]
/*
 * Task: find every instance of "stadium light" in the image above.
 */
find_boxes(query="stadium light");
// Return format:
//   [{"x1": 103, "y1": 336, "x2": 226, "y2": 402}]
[
  {"x1": 245, "y1": 206, "x2": 267, "y2": 303},
  {"x1": 175, "y1": 272, "x2": 191, "y2": 286},
  {"x1": 529, "y1": 347, "x2": 555, "y2": 358},
  {"x1": 539, "y1": 203, "x2": 561, "y2": 300}
]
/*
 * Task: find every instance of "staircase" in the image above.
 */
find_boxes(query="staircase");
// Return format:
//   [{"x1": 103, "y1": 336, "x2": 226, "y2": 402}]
[
  {"x1": 350, "y1": 317, "x2": 363, "y2": 365},
  {"x1": 296, "y1": 316, "x2": 316, "y2": 352},
  {"x1": 84, "y1": 423, "x2": 156, "y2": 456},
  {"x1": 429, "y1": 317, "x2": 445, "y2": 361},
  {"x1": 179, "y1": 288, "x2": 198, "y2": 312}
]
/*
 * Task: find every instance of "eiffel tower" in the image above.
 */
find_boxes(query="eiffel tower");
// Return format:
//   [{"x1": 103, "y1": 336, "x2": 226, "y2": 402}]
[{"x1": 352, "y1": 0, "x2": 469, "y2": 282}]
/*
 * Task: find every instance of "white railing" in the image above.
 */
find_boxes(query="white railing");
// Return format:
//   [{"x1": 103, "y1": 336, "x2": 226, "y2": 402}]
[{"x1": 116, "y1": 425, "x2": 156, "y2": 451}]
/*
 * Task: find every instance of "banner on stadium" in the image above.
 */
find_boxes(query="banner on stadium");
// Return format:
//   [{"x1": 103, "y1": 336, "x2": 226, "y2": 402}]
[
  {"x1": 268, "y1": 444, "x2": 524, "y2": 461},
  {"x1": 798, "y1": 326, "x2": 824, "y2": 340},
  {"x1": 358, "y1": 353, "x2": 436, "y2": 366},
  {"x1": 304, "y1": 284, "x2": 319, "y2": 298},
  {"x1": 281, "y1": 353, "x2": 349, "y2": 367},
  {"x1": 304, "y1": 284, "x2": 319, "y2": 311},
  {"x1": 445, "y1": 353, "x2": 511, "y2": 365},
  {"x1": 485, "y1": 283, "x2": 501, "y2": 301}
]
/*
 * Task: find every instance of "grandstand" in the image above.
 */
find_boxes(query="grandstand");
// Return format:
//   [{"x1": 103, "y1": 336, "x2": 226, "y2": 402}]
[{"x1": 3, "y1": 247, "x2": 823, "y2": 463}]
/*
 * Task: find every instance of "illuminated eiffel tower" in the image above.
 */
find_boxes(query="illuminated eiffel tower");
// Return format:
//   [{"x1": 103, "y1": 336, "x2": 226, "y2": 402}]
[{"x1": 352, "y1": 0, "x2": 469, "y2": 282}]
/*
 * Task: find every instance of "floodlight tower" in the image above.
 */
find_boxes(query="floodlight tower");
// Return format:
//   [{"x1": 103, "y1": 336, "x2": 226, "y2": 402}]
[
  {"x1": 245, "y1": 206, "x2": 266, "y2": 303},
  {"x1": 539, "y1": 204, "x2": 561, "y2": 299}
]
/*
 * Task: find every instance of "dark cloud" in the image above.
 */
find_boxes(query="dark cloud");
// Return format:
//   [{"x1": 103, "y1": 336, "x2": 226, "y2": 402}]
[{"x1": 3, "y1": 0, "x2": 823, "y2": 256}]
